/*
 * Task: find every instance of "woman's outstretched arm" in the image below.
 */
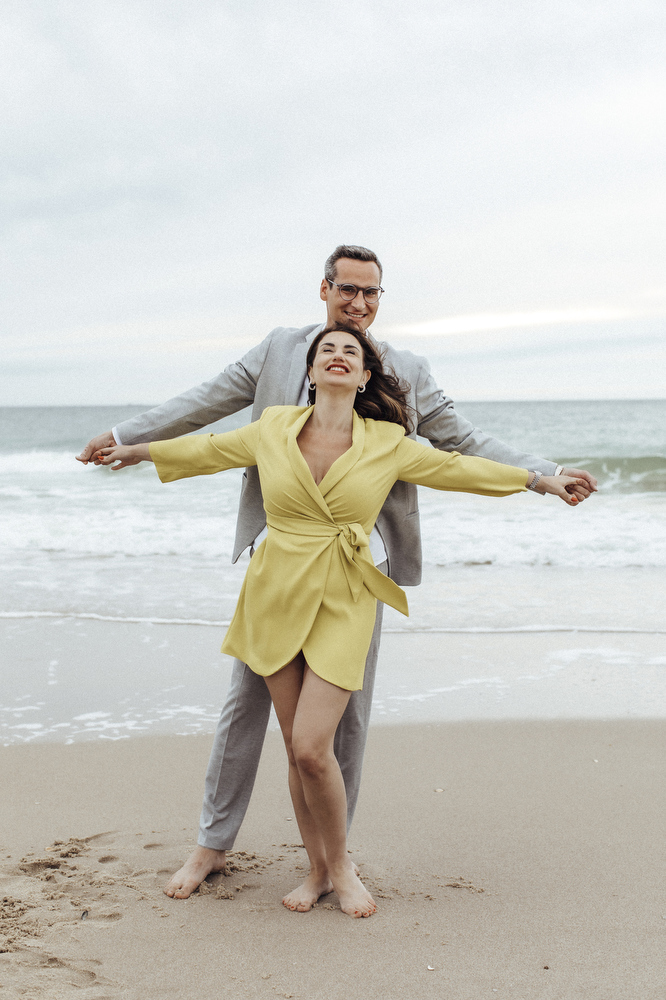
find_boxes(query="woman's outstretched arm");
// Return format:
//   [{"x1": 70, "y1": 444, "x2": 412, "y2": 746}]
[
  {"x1": 395, "y1": 437, "x2": 587, "y2": 507},
  {"x1": 92, "y1": 421, "x2": 261, "y2": 481}
]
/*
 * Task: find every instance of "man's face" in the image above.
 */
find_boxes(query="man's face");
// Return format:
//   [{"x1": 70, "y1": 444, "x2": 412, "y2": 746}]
[{"x1": 319, "y1": 258, "x2": 382, "y2": 331}]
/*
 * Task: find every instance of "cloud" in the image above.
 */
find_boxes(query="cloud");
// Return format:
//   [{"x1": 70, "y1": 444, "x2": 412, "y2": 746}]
[
  {"x1": 1, "y1": 1, "x2": 665, "y2": 403},
  {"x1": 383, "y1": 306, "x2": 663, "y2": 339}
]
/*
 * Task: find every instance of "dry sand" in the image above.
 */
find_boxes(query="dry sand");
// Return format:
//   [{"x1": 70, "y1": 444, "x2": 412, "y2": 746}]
[{"x1": 1, "y1": 718, "x2": 664, "y2": 999}]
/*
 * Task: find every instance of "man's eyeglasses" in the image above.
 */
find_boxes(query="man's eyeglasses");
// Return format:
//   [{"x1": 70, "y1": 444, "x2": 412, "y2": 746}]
[{"x1": 327, "y1": 280, "x2": 384, "y2": 304}]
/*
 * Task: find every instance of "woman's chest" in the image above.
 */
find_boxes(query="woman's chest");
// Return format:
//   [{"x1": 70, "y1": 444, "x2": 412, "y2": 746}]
[
  {"x1": 296, "y1": 434, "x2": 352, "y2": 486},
  {"x1": 256, "y1": 442, "x2": 398, "y2": 523}
]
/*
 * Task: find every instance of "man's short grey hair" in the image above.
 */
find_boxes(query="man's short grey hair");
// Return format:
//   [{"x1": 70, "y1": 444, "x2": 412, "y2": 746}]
[{"x1": 324, "y1": 245, "x2": 383, "y2": 284}]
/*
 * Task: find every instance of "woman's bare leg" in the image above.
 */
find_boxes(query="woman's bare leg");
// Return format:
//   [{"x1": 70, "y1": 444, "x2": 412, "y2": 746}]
[
  {"x1": 265, "y1": 660, "x2": 376, "y2": 917},
  {"x1": 291, "y1": 667, "x2": 376, "y2": 918},
  {"x1": 265, "y1": 656, "x2": 333, "y2": 911}
]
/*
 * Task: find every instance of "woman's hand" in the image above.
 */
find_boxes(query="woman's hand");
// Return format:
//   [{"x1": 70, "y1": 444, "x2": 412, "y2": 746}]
[
  {"x1": 93, "y1": 443, "x2": 152, "y2": 470},
  {"x1": 532, "y1": 474, "x2": 590, "y2": 506}
]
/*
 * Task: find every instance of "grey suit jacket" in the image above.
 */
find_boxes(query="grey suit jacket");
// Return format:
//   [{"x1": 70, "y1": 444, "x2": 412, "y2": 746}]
[{"x1": 115, "y1": 324, "x2": 557, "y2": 586}]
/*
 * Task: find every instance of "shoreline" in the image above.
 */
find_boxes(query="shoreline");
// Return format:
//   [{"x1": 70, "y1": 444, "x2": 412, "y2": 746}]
[
  {"x1": 3, "y1": 618, "x2": 666, "y2": 747},
  {"x1": 1, "y1": 720, "x2": 664, "y2": 998}
]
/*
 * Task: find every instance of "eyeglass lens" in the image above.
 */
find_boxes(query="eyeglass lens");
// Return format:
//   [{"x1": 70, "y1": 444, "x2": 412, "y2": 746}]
[{"x1": 338, "y1": 283, "x2": 381, "y2": 303}]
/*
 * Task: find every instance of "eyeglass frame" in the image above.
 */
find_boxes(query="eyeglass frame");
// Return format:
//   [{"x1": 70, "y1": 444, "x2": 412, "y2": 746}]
[{"x1": 326, "y1": 279, "x2": 385, "y2": 303}]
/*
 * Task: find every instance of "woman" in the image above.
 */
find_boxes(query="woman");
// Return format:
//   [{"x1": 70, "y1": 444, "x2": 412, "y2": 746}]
[{"x1": 96, "y1": 324, "x2": 585, "y2": 918}]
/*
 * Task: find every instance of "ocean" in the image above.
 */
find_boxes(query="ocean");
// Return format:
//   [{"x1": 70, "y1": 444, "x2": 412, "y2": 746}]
[{"x1": 2, "y1": 400, "x2": 665, "y2": 743}]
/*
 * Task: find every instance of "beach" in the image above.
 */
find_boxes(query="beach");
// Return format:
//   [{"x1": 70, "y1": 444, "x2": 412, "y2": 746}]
[
  {"x1": 4, "y1": 0, "x2": 666, "y2": 991},
  {"x1": 2, "y1": 621, "x2": 666, "y2": 999},
  {"x1": 2, "y1": 401, "x2": 665, "y2": 996}
]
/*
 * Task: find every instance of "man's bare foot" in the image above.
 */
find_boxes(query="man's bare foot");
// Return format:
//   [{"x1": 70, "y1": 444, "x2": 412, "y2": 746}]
[
  {"x1": 282, "y1": 870, "x2": 333, "y2": 912},
  {"x1": 329, "y1": 862, "x2": 376, "y2": 918},
  {"x1": 163, "y1": 846, "x2": 227, "y2": 899}
]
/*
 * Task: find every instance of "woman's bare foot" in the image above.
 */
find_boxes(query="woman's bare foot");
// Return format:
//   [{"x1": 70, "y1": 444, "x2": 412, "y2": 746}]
[
  {"x1": 282, "y1": 869, "x2": 333, "y2": 912},
  {"x1": 163, "y1": 846, "x2": 227, "y2": 899},
  {"x1": 329, "y1": 862, "x2": 376, "y2": 918}
]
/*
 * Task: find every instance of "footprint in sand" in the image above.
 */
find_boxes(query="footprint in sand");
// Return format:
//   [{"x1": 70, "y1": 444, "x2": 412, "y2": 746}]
[{"x1": 4, "y1": 951, "x2": 107, "y2": 994}]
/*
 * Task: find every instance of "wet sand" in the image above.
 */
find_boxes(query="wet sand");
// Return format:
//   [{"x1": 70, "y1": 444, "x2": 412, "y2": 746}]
[{"x1": 3, "y1": 617, "x2": 665, "y2": 743}]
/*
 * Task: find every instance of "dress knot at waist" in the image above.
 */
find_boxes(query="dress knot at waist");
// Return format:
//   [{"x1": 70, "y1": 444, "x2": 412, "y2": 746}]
[{"x1": 266, "y1": 514, "x2": 408, "y2": 616}]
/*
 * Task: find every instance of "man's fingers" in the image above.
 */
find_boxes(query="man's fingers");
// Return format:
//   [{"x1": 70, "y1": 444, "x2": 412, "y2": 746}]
[
  {"x1": 562, "y1": 468, "x2": 598, "y2": 491},
  {"x1": 76, "y1": 432, "x2": 116, "y2": 464},
  {"x1": 75, "y1": 445, "x2": 94, "y2": 463}
]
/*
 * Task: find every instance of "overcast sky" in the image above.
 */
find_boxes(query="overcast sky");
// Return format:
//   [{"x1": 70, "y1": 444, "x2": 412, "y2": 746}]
[{"x1": 2, "y1": 0, "x2": 664, "y2": 404}]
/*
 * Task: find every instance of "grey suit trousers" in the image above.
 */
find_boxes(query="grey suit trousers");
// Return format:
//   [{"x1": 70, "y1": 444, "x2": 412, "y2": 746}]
[{"x1": 198, "y1": 563, "x2": 387, "y2": 851}]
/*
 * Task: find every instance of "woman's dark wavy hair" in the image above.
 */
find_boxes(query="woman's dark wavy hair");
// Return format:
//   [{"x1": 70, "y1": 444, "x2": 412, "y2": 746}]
[{"x1": 306, "y1": 324, "x2": 413, "y2": 433}]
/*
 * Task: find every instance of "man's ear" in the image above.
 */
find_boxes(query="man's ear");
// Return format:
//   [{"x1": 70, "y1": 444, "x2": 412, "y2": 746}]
[{"x1": 319, "y1": 278, "x2": 329, "y2": 302}]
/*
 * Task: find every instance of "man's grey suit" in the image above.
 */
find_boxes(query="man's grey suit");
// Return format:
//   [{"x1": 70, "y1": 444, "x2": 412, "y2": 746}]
[{"x1": 116, "y1": 323, "x2": 557, "y2": 850}]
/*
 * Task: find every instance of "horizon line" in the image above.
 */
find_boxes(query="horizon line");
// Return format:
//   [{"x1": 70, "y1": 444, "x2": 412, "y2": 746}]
[{"x1": 1, "y1": 396, "x2": 665, "y2": 409}]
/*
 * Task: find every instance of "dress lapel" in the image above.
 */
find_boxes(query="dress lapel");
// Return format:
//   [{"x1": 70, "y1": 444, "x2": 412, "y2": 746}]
[
  {"x1": 286, "y1": 408, "x2": 334, "y2": 520},
  {"x1": 317, "y1": 409, "x2": 366, "y2": 495}
]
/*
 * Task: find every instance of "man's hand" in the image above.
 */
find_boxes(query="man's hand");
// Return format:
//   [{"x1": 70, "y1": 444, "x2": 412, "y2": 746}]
[
  {"x1": 560, "y1": 467, "x2": 598, "y2": 501},
  {"x1": 76, "y1": 431, "x2": 117, "y2": 464}
]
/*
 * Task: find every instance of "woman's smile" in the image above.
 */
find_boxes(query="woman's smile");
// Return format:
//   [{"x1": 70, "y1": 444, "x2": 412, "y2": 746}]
[{"x1": 309, "y1": 331, "x2": 370, "y2": 392}]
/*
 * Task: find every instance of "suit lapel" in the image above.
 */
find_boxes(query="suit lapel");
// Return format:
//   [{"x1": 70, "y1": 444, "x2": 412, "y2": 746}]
[{"x1": 284, "y1": 324, "x2": 323, "y2": 404}]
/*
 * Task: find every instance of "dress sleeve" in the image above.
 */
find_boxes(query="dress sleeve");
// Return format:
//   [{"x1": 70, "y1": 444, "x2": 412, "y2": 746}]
[
  {"x1": 395, "y1": 436, "x2": 529, "y2": 497},
  {"x1": 149, "y1": 420, "x2": 261, "y2": 483}
]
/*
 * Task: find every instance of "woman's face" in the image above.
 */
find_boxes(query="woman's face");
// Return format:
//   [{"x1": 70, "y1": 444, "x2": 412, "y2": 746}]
[{"x1": 309, "y1": 332, "x2": 371, "y2": 394}]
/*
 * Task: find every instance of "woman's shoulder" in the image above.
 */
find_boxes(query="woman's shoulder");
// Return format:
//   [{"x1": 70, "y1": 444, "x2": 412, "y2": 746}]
[
  {"x1": 259, "y1": 405, "x2": 310, "y2": 423},
  {"x1": 361, "y1": 416, "x2": 407, "y2": 443}
]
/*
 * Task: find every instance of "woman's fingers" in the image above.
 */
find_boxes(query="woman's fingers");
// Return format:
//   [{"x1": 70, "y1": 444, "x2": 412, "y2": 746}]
[
  {"x1": 93, "y1": 447, "x2": 129, "y2": 469},
  {"x1": 564, "y1": 480, "x2": 589, "y2": 501},
  {"x1": 548, "y1": 476, "x2": 588, "y2": 505},
  {"x1": 565, "y1": 477, "x2": 590, "y2": 504}
]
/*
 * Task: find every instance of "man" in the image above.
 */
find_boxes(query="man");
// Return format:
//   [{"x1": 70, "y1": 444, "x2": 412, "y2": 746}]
[{"x1": 78, "y1": 245, "x2": 597, "y2": 902}]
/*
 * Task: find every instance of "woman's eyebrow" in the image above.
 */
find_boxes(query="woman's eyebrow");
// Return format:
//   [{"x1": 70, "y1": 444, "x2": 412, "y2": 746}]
[{"x1": 320, "y1": 341, "x2": 360, "y2": 351}]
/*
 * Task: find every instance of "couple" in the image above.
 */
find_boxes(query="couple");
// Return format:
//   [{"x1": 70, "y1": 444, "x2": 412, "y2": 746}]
[{"x1": 78, "y1": 245, "x2": 597, "y2": 918}]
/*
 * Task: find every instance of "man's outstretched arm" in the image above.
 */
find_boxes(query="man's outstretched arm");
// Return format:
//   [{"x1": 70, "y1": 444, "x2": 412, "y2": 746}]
[{"x1": 77, "y1": 332, "x2": 278, "y2": 463}]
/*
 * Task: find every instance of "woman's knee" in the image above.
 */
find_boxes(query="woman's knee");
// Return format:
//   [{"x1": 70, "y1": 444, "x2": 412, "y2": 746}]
[{"x1": 292, "y1": 739, "x2": 329, "y2": 781}]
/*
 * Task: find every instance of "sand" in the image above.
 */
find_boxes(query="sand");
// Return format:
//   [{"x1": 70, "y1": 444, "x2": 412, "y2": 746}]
[{"x1": 1, "y1": 716, "x2": 664, "y2": 999}]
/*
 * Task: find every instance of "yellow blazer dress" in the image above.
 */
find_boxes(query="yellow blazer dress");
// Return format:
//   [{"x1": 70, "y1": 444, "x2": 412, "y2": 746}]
[{"x1": 150, "y1": 406, "x2": 528, "y2": 691}]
